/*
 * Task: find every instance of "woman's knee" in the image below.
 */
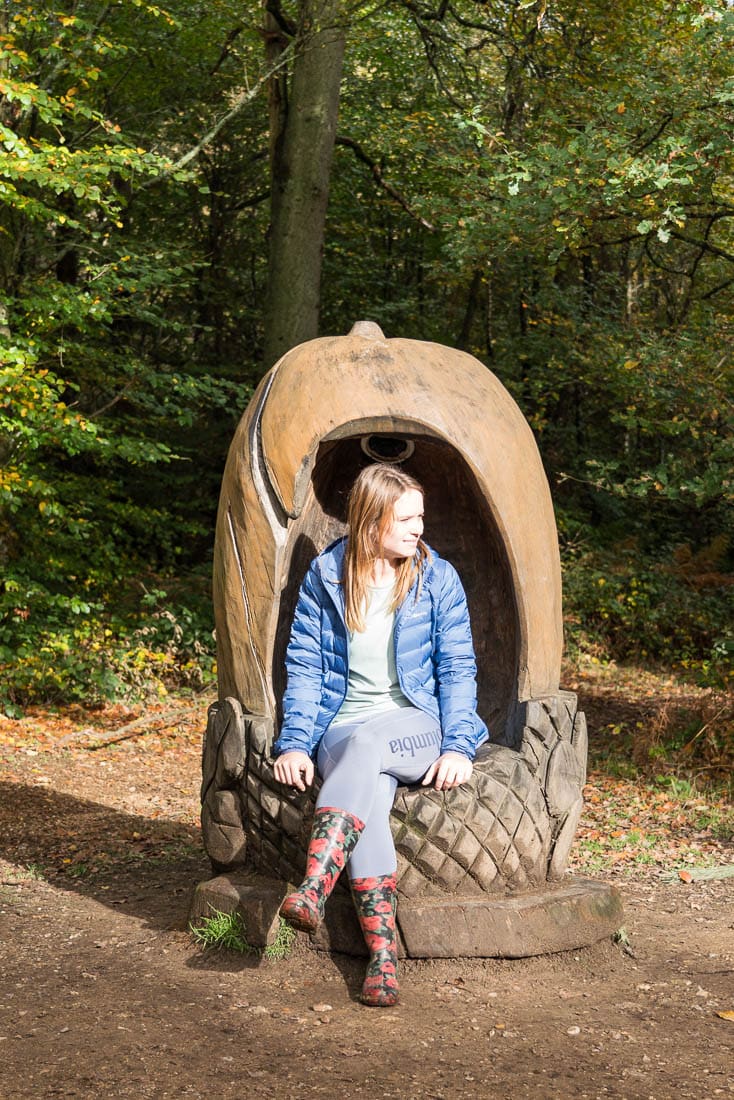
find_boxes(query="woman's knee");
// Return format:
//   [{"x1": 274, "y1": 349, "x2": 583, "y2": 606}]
[
  {"x1": 330, "y1": 724, "x2": 388, "y2": 768},
  {"x1": 317, "y1": 730, "x2": 382, "y2": 801}
]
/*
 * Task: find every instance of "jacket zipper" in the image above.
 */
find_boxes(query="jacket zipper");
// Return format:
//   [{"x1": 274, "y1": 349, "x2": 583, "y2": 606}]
[{"x1": 393, "y1": 565, "x2": 434, "y2": 712}]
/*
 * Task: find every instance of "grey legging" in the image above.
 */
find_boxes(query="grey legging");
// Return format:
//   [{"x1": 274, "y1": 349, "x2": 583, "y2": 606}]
[{"x1": 316, "y1": 707, "x2": 442, "y2": 879}]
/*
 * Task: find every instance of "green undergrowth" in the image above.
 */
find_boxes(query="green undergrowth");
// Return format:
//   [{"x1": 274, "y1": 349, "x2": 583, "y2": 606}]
[
  {"x1": 561, "y1": 535, "x2": 733, "y2": 691},
  {"x1": 1, "y1": 862, "x2": 46, "y2": 884},
  {"x1": 189, "y1": 908, "x2": 297, "y2": 961},
  {"x1": 1, "y1": 574, "x2": 216, "y2": 717}
]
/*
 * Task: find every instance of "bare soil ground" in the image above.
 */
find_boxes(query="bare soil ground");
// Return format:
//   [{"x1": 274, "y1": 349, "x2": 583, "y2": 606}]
[{"x1": 1, "y1": 672, "x2": 732, "y2": 1100}]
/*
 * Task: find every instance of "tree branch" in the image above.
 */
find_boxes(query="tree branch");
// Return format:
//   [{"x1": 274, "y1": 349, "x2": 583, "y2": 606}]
[
  {"x1": 209, "y1": 23, "x2": 247, "y2": 78},
  {"x1": 699, "y1": 275, "x2": 734, "y2": 300},
  {"x1": 142, "y1": 43, "x2": 295, "y2": 187},
  {"x1": 59, "y1": 694, "x2": 215, "y2": 749},
  {"x1": 632, "y1": 112, "x2": 675, "y2": 154},
  {"x1": 400, "y1": 0, "x2": 451, "y2": 23},
  {"x1": 335, "y1": 136, "x2": 435, "y2": 230},
  {"x1": 677, "y1": 215, "x2": 717, "y2": 317},
  {"x1": 669, "y1": 231, "x2": 734, "y2": 266},
  {"x1": 229, "y1": 189, "x2": 270, "y2": 212},
  {"x1": 38, "y1": 5, "x2": 114, "y2": 92}
]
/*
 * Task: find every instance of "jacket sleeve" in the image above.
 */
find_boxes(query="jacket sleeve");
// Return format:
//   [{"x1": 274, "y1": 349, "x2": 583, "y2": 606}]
[
  {"x1": 432, "y1": 561, "x2": 485, "y2": 759},
  {"x1": 272, "y1": 566, "x2": 325, "y2": 758}
]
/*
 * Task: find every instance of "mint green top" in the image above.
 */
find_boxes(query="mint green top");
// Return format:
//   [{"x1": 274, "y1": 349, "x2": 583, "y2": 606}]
[{"x1": 332, "y1": 581, "x2": 411, "y2": 725}]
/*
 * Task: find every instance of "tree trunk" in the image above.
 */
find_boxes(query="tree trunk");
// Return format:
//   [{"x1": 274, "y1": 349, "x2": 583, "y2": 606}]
[
  {"x1": 456, "y1": 268, "x2": 483, "y2": 351},
  {"x1": 263, "y1": 0, "x2": 346, "y2": 368}
]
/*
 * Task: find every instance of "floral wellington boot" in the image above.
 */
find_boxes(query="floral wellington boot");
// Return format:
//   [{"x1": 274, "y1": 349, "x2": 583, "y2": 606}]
[
  {"x1": 351, "y1": 873, "x2": 399, "y2": 1007},
  {"x1": 279, "y1": 806, "x2": 365, "y2": 934}
]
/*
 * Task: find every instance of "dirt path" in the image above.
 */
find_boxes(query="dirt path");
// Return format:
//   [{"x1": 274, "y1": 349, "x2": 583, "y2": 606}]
[{"x1": 1, "y1": 689, "x2": 733, "y2": 1099}]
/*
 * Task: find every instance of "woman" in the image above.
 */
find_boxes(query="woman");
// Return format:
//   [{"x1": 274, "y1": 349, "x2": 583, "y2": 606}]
[{"x1": 273, "y1": 462, "x2": 487, "y2": 1006}]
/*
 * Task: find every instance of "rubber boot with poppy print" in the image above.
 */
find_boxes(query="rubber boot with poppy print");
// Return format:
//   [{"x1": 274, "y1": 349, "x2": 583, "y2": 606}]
[
  {"x1": 279, "y1": 806, "x2": 365, "y2": 934},
  {"x1": 350, "y1": 873, "x2": 399, "y2": 1007}
]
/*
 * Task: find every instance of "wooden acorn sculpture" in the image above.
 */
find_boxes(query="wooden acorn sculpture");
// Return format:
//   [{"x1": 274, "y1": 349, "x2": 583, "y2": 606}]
[{"x1": 201, "y1": 321, "x2": 587, "y2": 900}]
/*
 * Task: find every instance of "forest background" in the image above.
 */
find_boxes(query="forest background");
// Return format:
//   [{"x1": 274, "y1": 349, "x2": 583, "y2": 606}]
[{"x1": 1, "y1": 0, "x2": 732, "y2": 744}]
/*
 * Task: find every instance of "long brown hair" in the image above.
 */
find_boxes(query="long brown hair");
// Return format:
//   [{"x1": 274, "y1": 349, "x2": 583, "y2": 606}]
[{"x1": 343, "y1": 463, "x2": 430, "y2": 632}]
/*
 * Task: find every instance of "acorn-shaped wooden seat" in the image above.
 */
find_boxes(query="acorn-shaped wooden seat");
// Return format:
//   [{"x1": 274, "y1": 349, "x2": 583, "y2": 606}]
[{"x1": 201, "y1": 321, "x2": 588, "y2": 900}]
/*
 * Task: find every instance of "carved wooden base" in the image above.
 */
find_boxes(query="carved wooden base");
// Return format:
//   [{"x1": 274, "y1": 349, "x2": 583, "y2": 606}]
[
  {"x1": 190, "y1": 870, "x2": 623, "y2": 959},
  {"x1": 200, "y1": 692, "x2": 588, "y2": 896}
]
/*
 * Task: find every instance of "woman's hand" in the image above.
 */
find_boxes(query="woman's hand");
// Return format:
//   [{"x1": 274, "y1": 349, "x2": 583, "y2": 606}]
[
  {"x1": 421, "y1": 751, "x2": 473, "y2": 792},
  {"x1": 273, "y1": 751, "x2": 314, "y2": 792}
]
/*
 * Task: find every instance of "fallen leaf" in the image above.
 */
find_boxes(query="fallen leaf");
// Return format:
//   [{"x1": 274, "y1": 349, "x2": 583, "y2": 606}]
[
  {"x1": 716, "y1": 1010, "x2": 734, "y2": 1021},
  {"x1": 678, "y1": 870, "x2": 693, "y2": 883}
]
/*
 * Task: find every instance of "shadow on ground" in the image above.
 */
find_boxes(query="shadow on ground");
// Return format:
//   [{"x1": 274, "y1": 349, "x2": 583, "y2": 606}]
[{"x1": 0, "y1": 778, "x2": 211, "y2": 931}]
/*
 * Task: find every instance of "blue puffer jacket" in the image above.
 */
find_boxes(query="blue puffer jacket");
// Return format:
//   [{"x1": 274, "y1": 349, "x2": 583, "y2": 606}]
[{"x1": 273, "y1": 538, "x2": 489, "y2": 760}]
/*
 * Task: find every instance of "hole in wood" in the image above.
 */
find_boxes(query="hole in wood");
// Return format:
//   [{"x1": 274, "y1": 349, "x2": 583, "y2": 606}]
[{"x1": 360, "y1": 435, "x2": 415, "y2": 463}]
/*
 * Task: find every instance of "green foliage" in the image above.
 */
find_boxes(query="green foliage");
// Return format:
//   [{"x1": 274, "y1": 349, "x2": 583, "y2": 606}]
[
  {"x1": 562, "y1": 537, "x2": 733, "y2": 685},
  {"x1": 0, "y1": 1, "x2": 251, "y2": 712},
  {"x1": 263, "y1": 919, "x2": 298, "y2": 961},
  {"x1": 0, "y1": 575, "x2": 215, "y2": 715},
  {"x1": 321, "y1": 0, "x2": 733, "y2": 594},
  {"x1": 190, "y1": 909, "x2": 297, "y2": 960},
  {"x1": 1, "y1": 0, "x2": 732, "y2": 709}
]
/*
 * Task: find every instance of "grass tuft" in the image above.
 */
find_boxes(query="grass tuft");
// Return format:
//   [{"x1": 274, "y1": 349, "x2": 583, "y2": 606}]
[
  {"x1": 189, "y1": 907, "x2": 296, "y2": 960},
  {"x1": 1, "y1": 862, "x2": 47, "y2": 884},
  {"x1": 190, "y1": 907, "x2": 253, "y2": 953}
]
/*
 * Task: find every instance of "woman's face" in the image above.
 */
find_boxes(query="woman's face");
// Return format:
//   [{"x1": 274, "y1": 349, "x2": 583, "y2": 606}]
[{"x1": 379, "y1": 488, "x2": 424, "y2": 562}]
